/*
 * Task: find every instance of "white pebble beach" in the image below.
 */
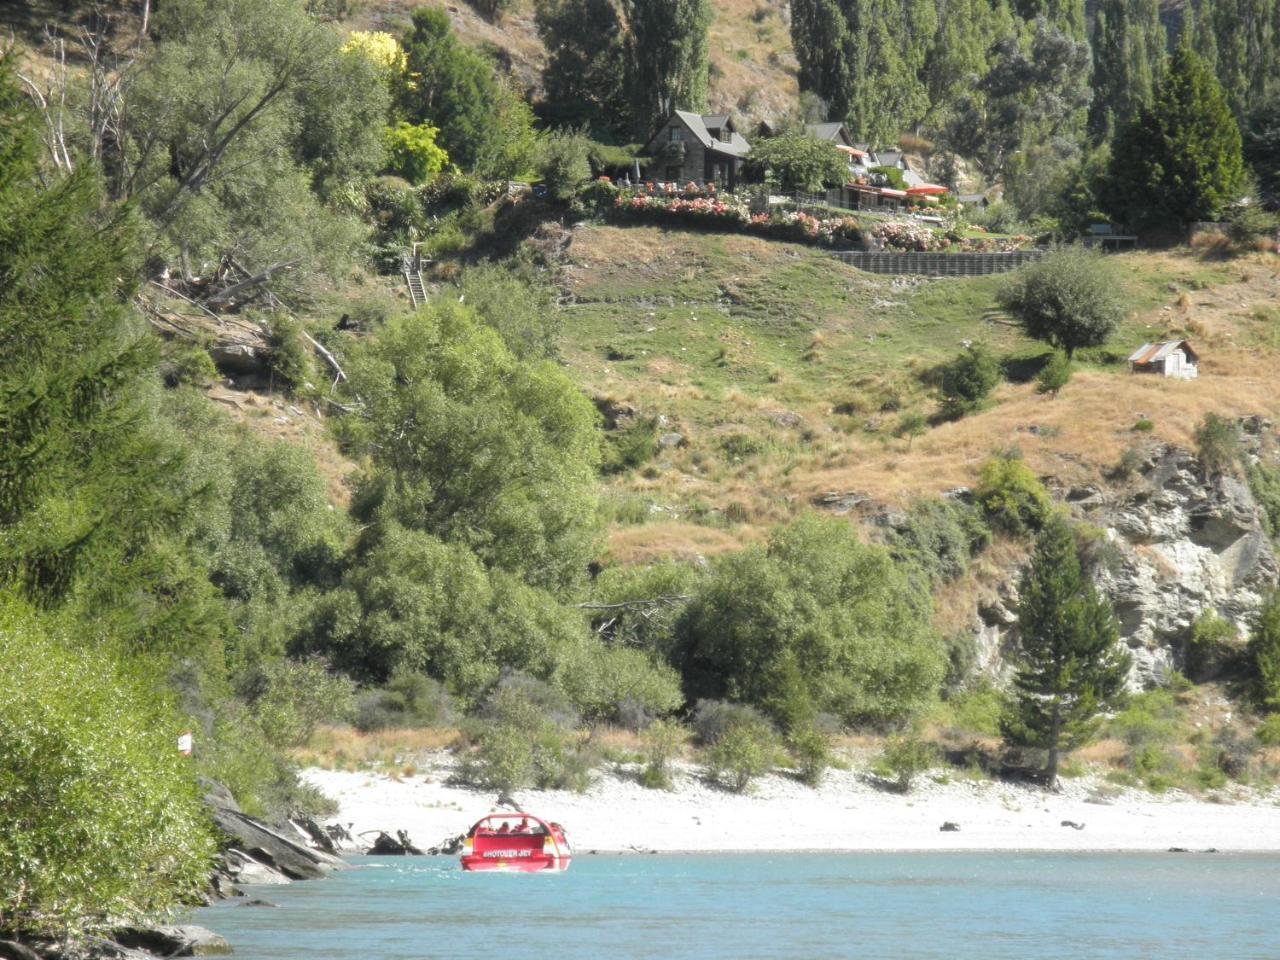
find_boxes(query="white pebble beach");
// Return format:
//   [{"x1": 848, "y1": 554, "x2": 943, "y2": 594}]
[{"x1": 304, "y1": 755, "x2": 1280, "y2": 854}]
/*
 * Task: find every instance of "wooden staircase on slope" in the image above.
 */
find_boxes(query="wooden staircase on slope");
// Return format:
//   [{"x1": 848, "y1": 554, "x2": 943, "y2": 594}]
[{"x1": 403, "y1": 243, "x2": 427, "y2": 308}]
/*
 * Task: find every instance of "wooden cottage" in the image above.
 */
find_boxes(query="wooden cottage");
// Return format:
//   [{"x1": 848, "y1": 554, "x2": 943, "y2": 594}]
[
  {"x1": 642, "y1": 111, "x2": 751, "y2": 191},
  {"x1": 1128, "y1": 340, "x2": 1199, "y2": 379}
]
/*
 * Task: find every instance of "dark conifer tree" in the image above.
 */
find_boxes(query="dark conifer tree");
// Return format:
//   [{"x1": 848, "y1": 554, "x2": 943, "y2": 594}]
[
  {"x1": 1104, "y1": 37, "x2": 1246, "y2": 230},
  {"x1": 1002, "y1": 514, "x2": 1129, "y2": 788}
]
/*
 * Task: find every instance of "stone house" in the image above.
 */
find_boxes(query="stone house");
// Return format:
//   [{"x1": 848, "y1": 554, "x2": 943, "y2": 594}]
[{"x1": 641, "y1": 111, "x2": 750, "y2": 190}]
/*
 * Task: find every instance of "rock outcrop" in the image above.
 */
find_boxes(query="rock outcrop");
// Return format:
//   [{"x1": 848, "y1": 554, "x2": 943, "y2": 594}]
[
  {"x1": 961, "y1": 429, "x2": 1278, "y2": 690},
  {"x1": 1087, "y1": 443, "x2": 1277, "y2": 686},
  {"x1": 113, "y1": 927, "x2": 231, "y2": 958}
]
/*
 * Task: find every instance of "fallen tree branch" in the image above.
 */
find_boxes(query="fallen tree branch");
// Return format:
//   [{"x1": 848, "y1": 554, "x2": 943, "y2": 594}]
[
  {"x1": 574, "y1": 596, "x2": 691, "y2": 611},
  {"x1": 302, "y1": 330, "x2": 346, "y2": 385},
  {"x1": 205, "y1": 259, "x2": 301, "y2": 307}
]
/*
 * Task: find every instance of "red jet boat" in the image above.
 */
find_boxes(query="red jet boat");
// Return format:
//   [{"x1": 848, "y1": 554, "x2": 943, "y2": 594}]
[{"x1": 460, "y1": 813, "x2": 572, "y2": 873}]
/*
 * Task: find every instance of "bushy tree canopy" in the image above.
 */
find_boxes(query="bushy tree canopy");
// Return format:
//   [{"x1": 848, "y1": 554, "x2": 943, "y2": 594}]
[
  {"x1": 0, "y1": 596, "x2": 215, "y2": 939},
  {"x1": 340, "y1": 301, "x2": 601, "y2": 591},
  {"x1": 746, "y1": 133, "x2": 851, "y2": 192},
  {"x1": 675, "y1": 514, "x2": 944, "y2": 727},
  {"x1": 997, "y1": 247, "x2": 1125, "y2": 357}
]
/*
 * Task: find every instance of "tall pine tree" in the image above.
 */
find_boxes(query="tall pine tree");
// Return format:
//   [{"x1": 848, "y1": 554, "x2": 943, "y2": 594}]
[
  {"x1": 1002, "y1": 514, "x2": 1129, "y2": 788},
  {"x1": 1104, "y1": 37, "x2": 1246, "y2": 230}
]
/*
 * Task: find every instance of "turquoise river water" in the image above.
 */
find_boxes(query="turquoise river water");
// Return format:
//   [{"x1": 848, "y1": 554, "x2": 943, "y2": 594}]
[{"x1": 193, "y1": 853, "x2": 1280, "y2": 959}]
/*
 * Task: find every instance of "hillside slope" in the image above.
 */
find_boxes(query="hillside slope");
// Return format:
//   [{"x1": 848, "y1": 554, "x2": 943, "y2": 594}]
[
  {"x1": 556, "y1": 224, "x2": 1280, "y2": 564},
  {"x1": 356, "y1": 0, "x2": 799, "y2": 123}
]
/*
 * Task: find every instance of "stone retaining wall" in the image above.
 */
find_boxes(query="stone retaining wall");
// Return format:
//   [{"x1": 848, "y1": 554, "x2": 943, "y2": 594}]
[{"x1": 830, "y1": 249, "x2": 1047, "y2": 276}]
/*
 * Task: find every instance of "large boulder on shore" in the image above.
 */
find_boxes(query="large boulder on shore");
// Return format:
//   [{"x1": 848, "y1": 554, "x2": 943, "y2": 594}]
[
  {"x1": 210, "y1": 807, "x2": 342, "y2": 880},
  {"x1": 113, "y1": 926, "x2": 232, "y2": 957}
]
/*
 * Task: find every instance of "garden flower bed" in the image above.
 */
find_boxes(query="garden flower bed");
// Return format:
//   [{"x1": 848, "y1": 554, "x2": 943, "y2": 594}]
[{"x1": 600, "y1": 187, "x2": 1033, "y2": 253}]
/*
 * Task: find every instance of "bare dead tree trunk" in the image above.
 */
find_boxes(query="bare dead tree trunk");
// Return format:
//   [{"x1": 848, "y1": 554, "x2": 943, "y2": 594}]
[{"x1": 205, "y1": 260, "x2": 301, "y2": 307}]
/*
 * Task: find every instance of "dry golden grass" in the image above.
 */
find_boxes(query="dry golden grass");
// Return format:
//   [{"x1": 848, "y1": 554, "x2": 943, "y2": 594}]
[
  {"x1": 786, "y1": 357, "x2": 1280, "y2": 507},
  {"x1": 605, "y1": 521, "x2": 757, "y2": 565},
  {"x1": 1072, "y1": 739, "x2": 1130, "y2": 765},
  {"x1": 291, "y1": 725, "x2": 460, "y2": 770},
  {"x1": 207, "y1": 385, "x2": 361, "y2": 508}
]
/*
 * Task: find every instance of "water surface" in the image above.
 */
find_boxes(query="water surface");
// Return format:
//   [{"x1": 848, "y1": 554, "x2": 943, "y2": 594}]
[{"x1": 195, "y1": 852, "x2": 1280, "y2": 959}]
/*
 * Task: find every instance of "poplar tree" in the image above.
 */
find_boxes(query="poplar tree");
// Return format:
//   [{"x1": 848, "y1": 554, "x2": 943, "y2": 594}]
[
  {"x1": 621, "y1": 0, "x2": 711, "y2": 139},
  {"x1": 1002, "y1": 515, "x2": 1129, "y2": 788},
  {"x1": 1088, "y1": 0, "x2": 1165, "y2": 141},
  {"x1": 535, "y1": 0, "x2": 628, "y2": 135}
]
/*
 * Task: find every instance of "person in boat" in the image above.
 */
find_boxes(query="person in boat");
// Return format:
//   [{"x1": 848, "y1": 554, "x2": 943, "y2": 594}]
[
  {"x1": 513, "y1": 818, "x2": 530, "y2": 834},
  {"x1": 496, "y1": 822, "x2": 510, "y2": 834}
]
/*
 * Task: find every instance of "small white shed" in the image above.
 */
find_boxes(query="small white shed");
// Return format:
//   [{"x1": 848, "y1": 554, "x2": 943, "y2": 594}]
[{"x1": 1128, "y1": 340, "x2": 1199, "y2": 380}]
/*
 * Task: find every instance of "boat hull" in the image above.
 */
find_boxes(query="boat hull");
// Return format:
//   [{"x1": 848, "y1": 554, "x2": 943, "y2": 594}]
[{"x1": 460, "y1": 853, "x2": 571, "y2": 873}]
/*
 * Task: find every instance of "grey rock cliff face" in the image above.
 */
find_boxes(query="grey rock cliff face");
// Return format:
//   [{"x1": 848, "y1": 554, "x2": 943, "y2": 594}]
[
  {"x1": 1089, "y1": 445, "x2": 1278, "y2": 687},
  {"x1": 964, "y1": 437, "x2": 1278, "y2": 691}
]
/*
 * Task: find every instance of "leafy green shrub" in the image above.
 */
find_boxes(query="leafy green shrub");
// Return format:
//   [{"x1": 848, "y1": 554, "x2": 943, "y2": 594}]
[
  {"x1": 1246, "y1": 463, "x2": 1280, "y2": 540},
  {"x1": 1108, "y1": 690, "x2": 1186, "y2": 751},
  {"x1": 1185, "y1": 611, "x2": 1242, "y2": 682},
  {"x1": 639, "y1": 719, "x2": 687, "y2": 790},
  {"x1": 355, "y1": 668, "x2": 454, "y2": 731},
  {"x1": 937, "y1": 343, "x2": 1001, "y2": 418},
  {"x1": 872, "y1": 735, "x2": 937, "y2": 792},
  {"x1": 0, "y1": 597, "x2": 215, "y2": 939},
  {"x1": 538, "y1": 129, "x2": 593, "y2": 202},
  {"x1": 1255, "y1": 714, "x2": 1280, "y2": 746},
  {"x1": 602, "y1": 417, "x2": 661, "y2": 474},
  {"x1": 933, "y1": 683, "x2": 1008, "y2": 737},
  {"x1": 251, "y1": 657, "x2": 357, "y2": 746},
  {"x1": 787, "y1": 723, "x2": 832, "y2": 787},
  {"x1": 705, "y1": 715, "x2": 778, "y2": 792},
  {"x1": 1132, "y1": 418, "x2": 1154, "y2": 432},
  {"x1": 692, "y1": 699, "x2": 769, "y2": 746},
  {"x1": 997, "y1": 247, "x2": 1125, "y2": 357},
  {"x1": 265, "y1": 313, "x2": 314, "y2": 393},
  {"x1": 384, "y1": 121, "x2": 449, "y2": 185},
  {"x1": 1224, "y1": 199, "x2": 1279, "y2": 247},
  {"x1": 457, "y1": 674, "x2": 591, "y2": 793},
  {"x1": 896, "y1": 411, "x2": 928, "y2": 448},
  {"x1": 577, "y1": 178, "x2": 621, "y2": 214},
  {"x1": 1035, "y1": 351, "x2": 1072, "y2": 396},
  {"x1": 1194, "y1": 413, "x2": 1240, "y2": 477},
  {"x1": 975, "y1": 453, "x2": 1052, "y2": 536},
  {"x1": 889, "y1": 497, "x2": 991, "y2": 590},
  {"x1": 164, "y1": 342, "x2": 220, "y2": 387}
]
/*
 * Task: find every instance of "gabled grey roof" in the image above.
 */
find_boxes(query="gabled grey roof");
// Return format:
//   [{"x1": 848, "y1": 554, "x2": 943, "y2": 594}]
[
  {"x1": 876, "y1": 150, "x2": 904, "y2": 167},
  {"x1": 671, "y1": 109, "x2": 751, "y2": 157},
  {"x1": 1128, "y1": 340, "x2": 1199, "y2": 364},
  {"x1": 806, "y1": 122, "x2": 851, "y2": 145}
]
